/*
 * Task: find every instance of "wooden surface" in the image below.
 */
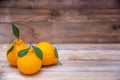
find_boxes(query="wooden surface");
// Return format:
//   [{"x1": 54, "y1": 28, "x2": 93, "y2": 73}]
[
  {"x1": 0, "y1": 44, "x2": 120, "y2": 80},
  {"x1": 0, "y1": 0, "x2": 120, "y2": 43}
]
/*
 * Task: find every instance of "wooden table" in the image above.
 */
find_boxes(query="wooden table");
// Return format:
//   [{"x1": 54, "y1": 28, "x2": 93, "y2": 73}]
[{"x1": 0, "y1": 44, "x2": 120, "y2": 80}]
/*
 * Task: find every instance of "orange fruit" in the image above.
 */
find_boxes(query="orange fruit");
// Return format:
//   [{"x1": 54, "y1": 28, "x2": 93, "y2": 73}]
[
  {"x1": 6, "y1": 24, "x2": 28, "y2": 66},
  {"x1": 36, "y1": 42, "x2": 60, "y2": 66},
  {"x1": 6, "y1": 39, "x2": 28, "y2": 66},
  {"x1": 17, "y1": 46, "x2": 42, "y2": 74}
]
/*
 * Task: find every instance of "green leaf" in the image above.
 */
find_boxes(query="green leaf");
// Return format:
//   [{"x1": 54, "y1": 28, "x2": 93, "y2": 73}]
[
  {"x1": 12, "y1": 24, "x2": 20, "y2": 39},
  {"x1": 7, "y1": 44, "x2": 14, "y2": 55},
  {"x1": 54, "y1": 47, "x2": 58, "y2": 59},
  {"x1": 18, "y1": 47, "x2": 30, "y2": 57},
  {"x1": 32, "y1": 45, "x2": 43, "y2": 60},
  {"x1": 54, "y1": 47, "x2": 62, "y2": 65}
]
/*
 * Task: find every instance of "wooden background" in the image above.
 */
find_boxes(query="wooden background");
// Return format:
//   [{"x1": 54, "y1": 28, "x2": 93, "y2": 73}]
[{"x1": 0, "y1": 0, "x2": 120, "y2": 43}]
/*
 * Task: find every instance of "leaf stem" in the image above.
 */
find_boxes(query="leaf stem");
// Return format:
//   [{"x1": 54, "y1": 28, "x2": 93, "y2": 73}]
[
  {"x1": 29, "y1": 42, "x2": 32, "y2": 48},
  {"x1": 57, "y1": 61, "x2": 62, "y2": 66}
]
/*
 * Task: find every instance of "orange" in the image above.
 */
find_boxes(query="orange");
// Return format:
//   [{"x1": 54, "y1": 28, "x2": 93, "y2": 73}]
[
  {"x1": 17, "y1": 46, "x2": 42, "y2": 74},
  {"x1": 36, "y1": 42, "x2": 58, "y2": 66},
  {"x1": 6, "y1": 39, "x2": 28, "y2": 66}
]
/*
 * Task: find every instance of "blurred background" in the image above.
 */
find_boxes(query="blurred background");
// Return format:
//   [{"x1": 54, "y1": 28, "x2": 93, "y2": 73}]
[{"x1": 0, "y1": 0, "x2": 120, "y2": 44}]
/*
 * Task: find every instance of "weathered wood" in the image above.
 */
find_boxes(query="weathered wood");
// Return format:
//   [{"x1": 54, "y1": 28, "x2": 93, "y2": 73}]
[
  {"x1": 0, "y1": 22, "x2": 120, "y2": 43},
  {"x1": 1, "y1": 58, "x2": 120, "y2": 72},
  {"x1": 1, "y1": 49, "x2": 120, "y2": 60},
  {"x1": 1, "y1": 59, "x2": 120, "y2": 66},
  {"x1": 0, "y1": 8, "x2": 120, "y2": 23},
  {"x1": 0, "y1": 0, "x2": 119, "y2": 9},
  {"x1": 0, "y1": 44, "x2": 120, "y2": 80},
  {"x1": 1, "y1": 8, "x2": 120, "y2": 15},
  {"x1": 53, "y1": 44, "x2": 120, "y2": 50},
  {"x1": 0, "y1": 0, "x2": 120, "y2": 43},
  {"x1": 2, "y1": 43, "x2": 120, "y2": 50},
  {"x1": 1, "y1": 72, "x2": 120, "y2": 80},
  {"x1": 1, "y1": 44, "x2": 120, "y2": 61}
]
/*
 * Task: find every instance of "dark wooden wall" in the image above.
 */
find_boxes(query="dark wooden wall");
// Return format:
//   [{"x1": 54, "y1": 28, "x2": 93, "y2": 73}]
[{"x1": 0, "y1": 0, "x2": 120, "y2": 43}]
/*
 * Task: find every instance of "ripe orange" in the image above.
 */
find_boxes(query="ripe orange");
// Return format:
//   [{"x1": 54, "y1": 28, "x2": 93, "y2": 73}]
[
  {"x1": 17, "y1": 46, "x2": 42, "y2": 74},
  {"x1": 36, "y1": 42, "x2": 59, "y2": 66},
  {"x1": 6, "y1": 39, "x2": 28, "y2": 66}
]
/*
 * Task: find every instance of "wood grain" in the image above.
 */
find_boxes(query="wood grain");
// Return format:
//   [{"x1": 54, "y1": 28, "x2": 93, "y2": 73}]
[
  {"x1": 0, "y1": 44, "x2": 120, "y2": 80},
  {"x1": 0, "y1": 0, "x2": 120, "y2": 9},
  {"x1": 0, "y1": 22, "x2": 120, "y2": 43},
  {"x1": 0, "y1": 8, "x2": 120, "y2": 23},
  {"x1": 0, "y1": 0, "x2": 120, "y2": 43},
  {"x1": 1, "y1": 72, "x2": 120, "y2": 80}
]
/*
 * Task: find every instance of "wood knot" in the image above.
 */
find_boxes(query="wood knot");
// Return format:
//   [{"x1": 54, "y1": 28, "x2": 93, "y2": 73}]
[
  {"x1": 112, "y1": 25, "x2": 120, "y2": 30},
  {"x1": 50, "y1": 10, "x2": 61, "y2": 19}
]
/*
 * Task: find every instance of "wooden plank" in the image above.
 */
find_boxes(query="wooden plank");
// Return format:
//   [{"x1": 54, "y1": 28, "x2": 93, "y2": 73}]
[
  {"x1": 52, "y1": 36, "x2": 120, "y2": 43},
  {"x1": 0, "y1": 14, "x2": 50, "y2": 22},
  {"x1": 1, "y1": 44, "x2": 120, "y2": 60},
  {"x1": 0, "y1": 8, "x2": 50, "y2": 22},
  {"x1": 0, "y1": 59, "x2": 120, "y2": 79},
  {"x1": 58, "y1": 50, "x2": 120, "y2": 60},
  {"x1": 2, "y1": 49, "x2": 120, "y2": 60},
  {"x1": 0, "y1": 60, "x2": 120, "y2": 72},
  {"x1": 2, "y1": 43, "x2": 120, "y2": 50},
  {"x1": 51, "y1": 21, "x2": 120, "y2": 43},
  {"x1": 0, "y1": 8, "x2": 51, "y2": 15},
  {"x1": 0, "y1": 13, "x2": 120, "y2": 23},
  {"x1": 0, "y1": 0, "x2": 120, "y2": 43},
  {"x1": 51, "y1": 22, "x2": 120, "y2": 43},
  {"x1": 0, "y1": 22, "x2": 120, "y2": 43},
  {"x1": 0, "y1": 8, "x2": 120, "y2": 15},
  {"x1": 0, "y1": 0, "x2": 119, "y2": 9},
  {"x1": 1, "y1": 59, "x2": 120, "y2": 66},
  {"x1": 53, "y1": 44, "x2": 120, "y2": 50},
  {"x1": 0, "y1": 22, "x2": 53, "y2": 43},
  {"x1": 0, "y1": 0, "x2": 119, "y2": 43},
  {"x1": 0, "y1": 1, "x2": 119, "y2": 43},
  {"x1": 2, "y1": 43, "x2": 120, "y2": 51},
  {"x1": 0, "y1": 72, "x2": 120, "y2": 80},
  {"x1": 0, "y1": 44, "x2": 120, "y2": 80},
  {"x1": 1, "y1": 63, "x2": 120, "y2": 72},
  {"x1": 0, "y1": 8, "x2": 120, "y2": 23}
]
